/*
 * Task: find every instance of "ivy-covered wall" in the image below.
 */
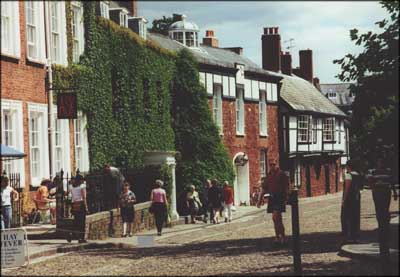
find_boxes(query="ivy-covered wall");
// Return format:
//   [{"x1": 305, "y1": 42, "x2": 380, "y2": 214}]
[{"x1": 54, "y1": 2, "x2": 176, "y2": 170}]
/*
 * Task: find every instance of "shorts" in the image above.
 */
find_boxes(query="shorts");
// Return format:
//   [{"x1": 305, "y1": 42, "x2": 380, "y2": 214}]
[{"x1": 267, "y1": 193, "x2": 286, "y2": 213}]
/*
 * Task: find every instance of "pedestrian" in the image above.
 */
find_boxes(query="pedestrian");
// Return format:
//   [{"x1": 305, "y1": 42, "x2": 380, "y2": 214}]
[
  {"x1": 1, "y1": 175, "x2": 19, "y2": 229},
  {"x1": 341, "y1": 159, "x2": 362, "y2": 243},
  {"x1": 257, "y1": 159, "x2": 289, "y2": 246},
  {"x1": 103, "y1": 164, "x2": 125, "y2": 210},
  {"x1": 67, "y1": 174, "x2": 88, "y2": 243},
  {"x1": 200, "y1": 179, "x2": 212, "y2": 223},
  {"x1": 119, "y1": 181, "x2": 136, "y2": 237},
  {"x1": 251, "y1": 186, "x2": 261, "y2": 206},
  {"x1": 35, "y1": 179, "x2": 55, "y2": 223},
  {"x1": 208, "y1": 179, "x2": 222, "y2": 224},
  {"x1": 150, "y1": 179, "x2": 168, "y2": 236},
  {"x1": 222, "y1": 181, "x2": 234, "y2": 223},
  {"x1": 187, "y1": 185, "x2": 202, "y2": 224}
]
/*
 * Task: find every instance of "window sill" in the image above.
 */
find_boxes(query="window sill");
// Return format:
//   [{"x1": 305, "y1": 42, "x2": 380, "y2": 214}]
[
  {"x1": 236, "y1": 133, "x2": 245, "y2": 137},
  {"x1": 298, "y1": 141, "x2": 312, "y2": 145},
  {"x1": 323, "y1": 140, "x2": 337, "y2": 143},
  {"x1": 1, "y1": 52, "x2": 21, "y2": 62},
  {"x1": 260, "y1": 133, "x2": 268, "y2": 138},
  {"x1": 26, "y1": 58, "x2": 46, "y2": 68}
]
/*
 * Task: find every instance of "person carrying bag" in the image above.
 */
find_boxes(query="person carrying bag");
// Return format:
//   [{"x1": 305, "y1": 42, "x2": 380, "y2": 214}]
[{"x1": 67, "y1": 174, "x2": 88, "y2": 243}]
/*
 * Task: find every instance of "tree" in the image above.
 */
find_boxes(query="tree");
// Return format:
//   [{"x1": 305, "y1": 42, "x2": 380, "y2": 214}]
[
  {"x1": 150, "y1": 16, "x2": 174, "y2": 36},
  {"x1": 334, "y1": 1, "x2": 399, "y2": 173},
  {"x1": 172, "y1": 49, "x2": 235, "y2": 193}
]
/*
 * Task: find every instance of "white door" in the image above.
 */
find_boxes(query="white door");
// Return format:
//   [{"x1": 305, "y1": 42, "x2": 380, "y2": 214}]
[{"x1": 234, "y1": 162, "x2": 250, "y2": 206}]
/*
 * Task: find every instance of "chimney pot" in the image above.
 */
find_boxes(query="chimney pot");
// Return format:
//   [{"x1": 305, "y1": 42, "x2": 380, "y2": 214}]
[
  {"x1": 203, "y1": 30, "x2": 219, "y2": 47},
  {"x1": 281, "y1": 52, "x2": 292, "y2": 75},
  {"x1": 206, "y1": 30, "x2": 214, "y2": 37}
]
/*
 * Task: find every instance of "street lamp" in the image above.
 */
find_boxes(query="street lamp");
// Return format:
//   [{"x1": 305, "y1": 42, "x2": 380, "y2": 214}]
[{"x1": 288, "y1": 171, "x2": 302, "y2": 275}]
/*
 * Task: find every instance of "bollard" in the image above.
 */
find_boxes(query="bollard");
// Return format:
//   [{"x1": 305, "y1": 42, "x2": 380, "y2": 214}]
[{"x1": 289, "y1": 188, "x2": 302, "y2": 275}]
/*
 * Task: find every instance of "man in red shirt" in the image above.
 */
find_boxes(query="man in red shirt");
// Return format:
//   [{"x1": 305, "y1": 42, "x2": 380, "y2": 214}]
[
  {"x1": 222, "y1": 181, "x2": 234, "y2": 223},
  {"x1": 257, "y1": 159, "x2": 289, "y2": 246}
]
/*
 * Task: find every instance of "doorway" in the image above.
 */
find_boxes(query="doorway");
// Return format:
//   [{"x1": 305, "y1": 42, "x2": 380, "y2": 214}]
[
  {"x1": 233, "y1": 153, "x2": 250, "y2": 206},
  {"x1": 324, "y1": 164, "x2": 330, "y2": 194}
]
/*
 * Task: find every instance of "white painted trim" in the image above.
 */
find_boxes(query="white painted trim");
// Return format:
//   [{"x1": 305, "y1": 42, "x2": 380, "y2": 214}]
[
  {"x1": 1, "y1": 1, "x2": 21, "y2": 58},
  {"x1": 1, "y1": 99, "x2": 25, "y2": 187},
  {"x1": 25, "y1": 1, "x2": 46, "y2": 63},
  {"x1": 27, "y1": 103, "x2": 49, "y2": 186},
  {"x1": 52, "y1": 107, "x2": 71, "y2": 175}
]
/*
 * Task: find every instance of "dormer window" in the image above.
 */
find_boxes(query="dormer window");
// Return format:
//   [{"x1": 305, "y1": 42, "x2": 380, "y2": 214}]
[
  {"x1": 168, "y1": 14, "x2": 199, "y2": 48},
  {"x1": 99, "y1": 1, "x2": 109, "y2": 19},
  {"x1": 109, "y1": 7, "x2": 129, "y2": 28},
  {"x1": 327, "y1": 89, "x2": 336, "y2": 99},
  {"x1": 119, "y1": 11, "x2": 127, "y2": 27},
  {"x1": 128, "y1": 17, "x2": 148, "y2": 40}
]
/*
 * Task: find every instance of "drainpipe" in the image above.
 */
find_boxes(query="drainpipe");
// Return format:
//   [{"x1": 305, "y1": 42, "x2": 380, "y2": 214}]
[{"x1": 45, "y1": 1, "x2": 54, "y2": 179}]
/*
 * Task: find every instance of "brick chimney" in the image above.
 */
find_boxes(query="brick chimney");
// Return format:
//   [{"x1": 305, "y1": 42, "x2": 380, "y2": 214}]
[
  {"x1": 117, "y1": 0, "x2": 138, "y2": 17},
  {"x1": 261, "y1": 27, "x2": 281, "y2": 72},
  {"x1": 313, "y1": 77, "x2": 321, "y2": 91},
  {"x1": 222, "y1": 47, "x2": 243, "y2": 55},
  {"x1": 202, "y1": 30, "x2": 219, "y2": 48},
  {"x1": 281, "y1": 51, "x2": 292, "y2": 75},
  {"x1": 299, "y1": 49, "x2": 313, "y2": 83}
]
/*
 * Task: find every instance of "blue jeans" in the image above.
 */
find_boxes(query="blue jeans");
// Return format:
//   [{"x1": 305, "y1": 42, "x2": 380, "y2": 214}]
[{"x1": 1, "y1": 205, "x2": 12, "y2": 229}]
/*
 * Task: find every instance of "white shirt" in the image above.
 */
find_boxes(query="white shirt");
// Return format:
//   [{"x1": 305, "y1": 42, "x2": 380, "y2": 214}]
[
  {"x1": 1, "y1": 186, "x2": 13, "y2": 206},
  {"x1": 69, "y1": 184, "x2": 85, "y2": 202}
]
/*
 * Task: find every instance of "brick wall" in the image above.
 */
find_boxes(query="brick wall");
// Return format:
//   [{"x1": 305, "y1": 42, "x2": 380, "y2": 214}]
[
  {"x1": 295, "y1": 158, "x2": 343, "y2": 198},
  {"x1": 208, "y1": 98, "x2": 280, "y2": 199}
]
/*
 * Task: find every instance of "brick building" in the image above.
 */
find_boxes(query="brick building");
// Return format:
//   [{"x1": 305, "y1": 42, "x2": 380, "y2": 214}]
[
  {"x1": 1, "y1": 1, "x2": 138, "y2": 214},
  {"x1": 147, "y1": 15, "x2": 282, "y2": 205},
  {"x1": 259, "y1": 27, "x2": 349, "y2": 197}
]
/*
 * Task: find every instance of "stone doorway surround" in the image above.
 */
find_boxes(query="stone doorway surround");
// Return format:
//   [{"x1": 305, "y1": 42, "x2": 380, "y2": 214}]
[{"x1": 143, "y1": 151, "x2": 179, "y2": 220}]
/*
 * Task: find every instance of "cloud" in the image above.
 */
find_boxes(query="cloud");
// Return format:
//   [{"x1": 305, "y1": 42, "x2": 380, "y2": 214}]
[{"x1": 139, "y1": 1, "x2": 390, "y2": 83}]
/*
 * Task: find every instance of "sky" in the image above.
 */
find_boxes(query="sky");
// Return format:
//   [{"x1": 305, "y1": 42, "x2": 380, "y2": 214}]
[{"x1": 138, "y1": 1, "x2": 389, "y2": 84}]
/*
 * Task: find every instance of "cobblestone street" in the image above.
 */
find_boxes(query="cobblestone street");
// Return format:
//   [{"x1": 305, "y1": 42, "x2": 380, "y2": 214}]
[{"x1": 5, "y1": 191, "x2": 399, "y2": 276}]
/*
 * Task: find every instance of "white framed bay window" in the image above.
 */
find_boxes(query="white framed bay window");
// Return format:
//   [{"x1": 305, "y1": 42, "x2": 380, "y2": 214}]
[
  {"x1": 25, "y1": 1, "x2": 46, "y2": 63},
  {"x1": 213, "y1": 84, "x2": 223, "y2": 134},
  {"x1": 71, "y1": 1, "x2": 84, "y2": 63},
  {"x1": 323, "y1": 117, "x2": 335, "y2": 142},
  {"x1": 259, "y1": 90, "x2": 268, "y2": 136},
  {"x1": 74, "y1": 112, "x2": 89, "y2": 173},
  {"x1": 236, "y1": 87, "x2": 245, "y2": 135},
  {"x1": 28, "y1": 103, "x2": 49, "y2": 187},
  {"x1": 1, "y1": 1, "x2": 20, "y2": 58},
  {"x1": 1, "y1": 100, "x2": 25, "y2": 187},
  {"x1": 49, "y1": 1, "x2": 67, "y2": 65},
  {"x1": 52, "y1": 109, "x2": 71, "y2": 175}
]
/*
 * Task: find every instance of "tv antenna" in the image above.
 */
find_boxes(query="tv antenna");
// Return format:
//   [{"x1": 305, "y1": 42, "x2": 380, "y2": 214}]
[{"x1": 283, "y1": 38, "x2": 295, "y2": 51}]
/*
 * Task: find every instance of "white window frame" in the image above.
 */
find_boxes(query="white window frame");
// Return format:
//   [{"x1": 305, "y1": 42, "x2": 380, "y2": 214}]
[
  {"x1": 323, "y1": 117, "x2": 335, "y2": 142},
  {"x1": 1, "y1": 100, "x2": 25, "y2": 187},
  {"x1": 172, "y1": 32, "x2": 184, "y2": 44},
  {"x1": 236, "y1": 88, "x2": 245, "y2": 135},
  {"x1": 260, "y1": 150, "x2": 267, "y2": 178},
  {"x1": 294, "y1": 160, "x2": 301, "y2": 187},
  {"x1": 25, "y1": 1, "x2": 46, "y2": 63},
  {"x1": 100, "y1": 1, "x2": 109, "y2": 19},
  {"x1": 71, "y1": 1, "x2": 84, "y2": 63},
  {"x1": 185, "y1": 31, "x2": 195, "y2": 47},
  {"x1": 28, "y1": 103, "x2": 49, "y2": 187},
  {"x1": 74, "y1": 111, "x2": 90, "y2": 173},
  {"x1": 52, "y1": 108, "x2": 71, "y2": 176},
  {"x1": 259, "y1": 90, "x2": 268, "y2": 136},
  {"x1": 312, "y1": 117, "x2": 317, "y2": 144},
  {"x1": 298, "y1": 115, "x2": 311, "y2": 143},
  {"x1": 49, "y1": 1, "x2": 67, "y2": 66},
  {"x1": 213, "y1": 84, "x2": 223, "y2": 135},
  {"x1": 327, "y1": 89, "x2": 336, "y2": 99},
  {"x1": 1, "y1": 1, "x2": 20, "y2": 58},
  {"x1": 119, "y1": 10, "x2": 128, "y2": 27}
]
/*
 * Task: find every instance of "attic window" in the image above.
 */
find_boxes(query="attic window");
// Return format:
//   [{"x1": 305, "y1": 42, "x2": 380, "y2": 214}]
[
  {"x1": 119, "y1": 11, "x2": 128, "y2": 27},
  {"x1": 327, "y1": 89, "x2": 336, "y2": 99}
]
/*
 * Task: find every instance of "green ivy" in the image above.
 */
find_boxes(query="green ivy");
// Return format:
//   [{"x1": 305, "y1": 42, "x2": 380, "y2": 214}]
[{"x1": 54, "y1": 2, "x2": 175, "y2": 170}]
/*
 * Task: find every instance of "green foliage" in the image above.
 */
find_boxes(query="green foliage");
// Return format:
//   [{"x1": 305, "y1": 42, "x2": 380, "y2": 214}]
[
  {"x1": 54, "y1": 2, "x2": 175, "y2": 171},
  {"x1": 150, "y1": 16, "x2": 174, "y2": 36},
  {"x1": 333, "y1": 1, "x2": 399, "y2": 172},
  {"x1": 172, "y1": 49, "x2": 235, "y2": 194}
]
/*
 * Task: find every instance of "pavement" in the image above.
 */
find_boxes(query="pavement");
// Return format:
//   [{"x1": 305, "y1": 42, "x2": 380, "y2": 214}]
[
  {"x1": 2, "y1": 190, "x2": 399, "y2": 276},
  {"x1": 15, "y1": 192, "x2": 343, "y2": 262}
]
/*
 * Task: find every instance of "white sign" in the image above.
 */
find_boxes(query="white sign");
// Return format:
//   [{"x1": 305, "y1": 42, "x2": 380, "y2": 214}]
[{"x1": 1, "y1": 228, "x2": 29, "y2": 268}]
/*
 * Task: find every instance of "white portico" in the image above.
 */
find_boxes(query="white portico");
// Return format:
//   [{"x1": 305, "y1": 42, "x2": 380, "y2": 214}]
[{"x1": 143, "y1": 151, "x2": 179, "y2": 220}]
